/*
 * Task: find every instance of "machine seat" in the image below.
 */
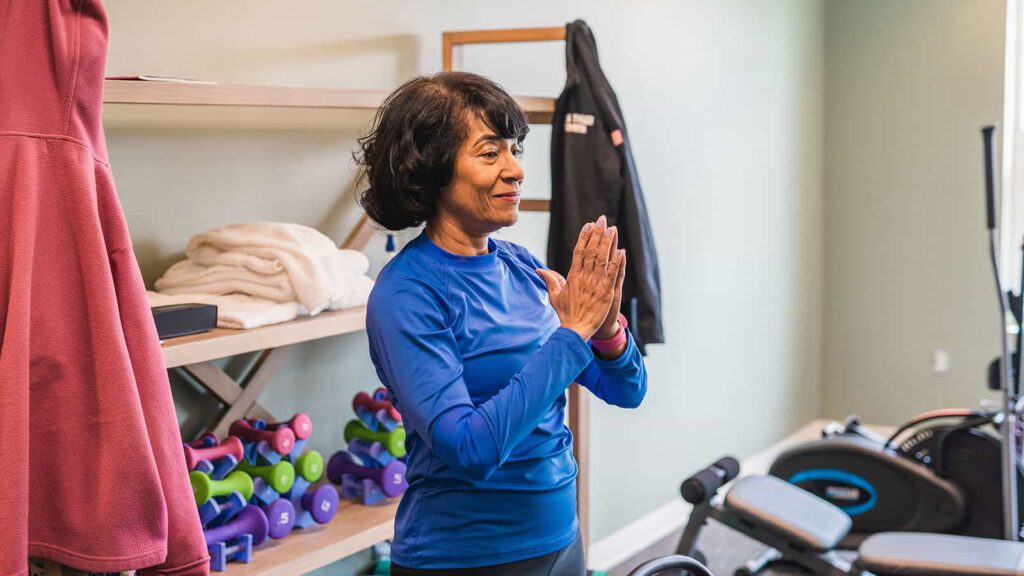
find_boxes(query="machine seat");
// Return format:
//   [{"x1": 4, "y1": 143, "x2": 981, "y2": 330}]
[
  {"x1": 723, "y1": 475, "x2": 852, "y2": 553},
  {"x1": 856, "y1": 532, "x2": 1024, "y2": 576}
]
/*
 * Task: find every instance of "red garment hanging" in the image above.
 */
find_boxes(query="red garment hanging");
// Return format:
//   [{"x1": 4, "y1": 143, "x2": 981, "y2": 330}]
[{"x1": 0, "y1": 1, "x2": 208, "y2": 574}]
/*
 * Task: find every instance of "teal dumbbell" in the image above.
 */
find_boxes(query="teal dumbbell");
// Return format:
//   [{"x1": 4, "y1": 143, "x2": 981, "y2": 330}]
[{"x1": 344, "y1": 420, "x2": 406, "y2": 458}]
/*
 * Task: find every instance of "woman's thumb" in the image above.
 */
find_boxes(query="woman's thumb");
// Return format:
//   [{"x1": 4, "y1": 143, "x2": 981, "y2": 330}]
[{"x1": 536, "y1": 269, "x2": 563, "y2": 295}]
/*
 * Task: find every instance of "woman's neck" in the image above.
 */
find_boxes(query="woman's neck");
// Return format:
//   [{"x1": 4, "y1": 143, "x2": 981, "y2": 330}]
[{"x1": 425, "y1": 216, "x2": 489, "y2": 256}]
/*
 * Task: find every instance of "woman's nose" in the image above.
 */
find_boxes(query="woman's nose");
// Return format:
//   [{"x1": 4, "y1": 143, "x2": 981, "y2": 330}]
[{"x1": 503, "y1": 154, "x2": 525, "y2": 184}]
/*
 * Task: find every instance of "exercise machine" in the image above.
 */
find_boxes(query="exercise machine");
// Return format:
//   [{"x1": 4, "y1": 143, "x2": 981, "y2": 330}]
[
  {"x1": 766, "y1": 125, "x2": 1024, "y2": 545},
  {"x1": 627, "y1": 556, "x2": 714, "y2": 576},
  {"x1": 769, "y1": 409, "x2": 1022, "y2": 543},
  {"x1": 677, "y1": 456, "x2": 1024, "y2": 576}
]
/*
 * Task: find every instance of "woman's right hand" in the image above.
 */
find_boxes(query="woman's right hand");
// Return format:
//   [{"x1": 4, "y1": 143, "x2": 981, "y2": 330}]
[{"x1": 537, "y1": 216, "x2": 623, "y2": 342}]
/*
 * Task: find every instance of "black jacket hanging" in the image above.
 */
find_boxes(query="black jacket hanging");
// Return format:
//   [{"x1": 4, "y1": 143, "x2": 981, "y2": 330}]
[{"x1": 547, "y1": 19, "x2": 664, "y2": 353}]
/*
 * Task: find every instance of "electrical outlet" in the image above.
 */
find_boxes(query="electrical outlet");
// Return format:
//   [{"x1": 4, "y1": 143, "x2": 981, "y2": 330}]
[{"x1": 932, "y1": 349, "x2": 950, "y2": 374}]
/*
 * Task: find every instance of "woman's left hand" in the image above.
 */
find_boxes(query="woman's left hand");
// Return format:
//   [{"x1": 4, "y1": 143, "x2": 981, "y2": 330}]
[{"x1": 594, "y1": 230, "x2": 626, "y2": 340}]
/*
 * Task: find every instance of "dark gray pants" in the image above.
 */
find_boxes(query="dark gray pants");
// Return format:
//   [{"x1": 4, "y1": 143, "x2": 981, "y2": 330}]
[{"x1": 391, "y1": 534, "x2": 586, "y2": 576}]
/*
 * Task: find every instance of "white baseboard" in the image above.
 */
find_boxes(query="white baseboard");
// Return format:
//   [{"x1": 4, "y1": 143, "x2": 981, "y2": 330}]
[{"x1": 588, "y1": 419, "x2": 831, "y2": 571}]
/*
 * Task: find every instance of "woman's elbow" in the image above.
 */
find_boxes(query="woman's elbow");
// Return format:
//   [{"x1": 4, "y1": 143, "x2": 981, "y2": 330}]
[{"x1": 620, "y1": 375, "x2": 648, "y2": 409}]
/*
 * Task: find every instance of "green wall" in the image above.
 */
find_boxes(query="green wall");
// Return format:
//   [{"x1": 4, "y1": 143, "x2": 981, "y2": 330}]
[{"x1": 822, "y1": 0, "x2": 1006, "y2": 422}]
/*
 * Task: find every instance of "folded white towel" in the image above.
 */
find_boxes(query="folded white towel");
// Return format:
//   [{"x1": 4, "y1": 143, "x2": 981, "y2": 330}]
[
  {"x1": 148, "y1": 291, "x2": 299, "y2": 330},
  {"x1": 154, "y1": 259, "x2": 297, "y2": 303},
  {"x1": 185, "y1": 222, "x2": 344, "y2": 315}
]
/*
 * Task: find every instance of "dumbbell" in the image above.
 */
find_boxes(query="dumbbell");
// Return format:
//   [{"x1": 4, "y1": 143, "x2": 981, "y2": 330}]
[
  {"x1": 680, "y1": 456, "x2": 740, "y2": 505},
  {"x1": 208, "y1": 534, "x2": 253, "y2": 571},
  {"x1": 296, "y1": 483, "x2": 339, "y2": 526},
  {"x1": 190, "y1": 470, "x2": 254, "y2": 506},
  {"x1": 183, "y1": 436, "x2": 244, "y2": 471},
  {"x1": 250, "y1": 413, "x2": 313, "y2": 440},
  {"x1": 352, "y1": 391, "x2": 402, "y2": 423},
  {"x1": 204, "y1": 504, "x2": 269, "y2": 547},
  {"x1": 341, "y1": 474, "x2": 386, "y2": 506},
  {"x1": 187, "y1": 433, "x2": 220, "y2": 449},
  {"x1": 344, "y1": 420, "x2": 406, "y2": 458},
  {"x1": 199, "y1": 491, "x2": 248, "y2": 527},
  {"x1": 237, "y1": 459, "x2": 295, "y2": 494},
  {"x1": 262, "y1": 498, "x2": 296, "y2": 539},
  {"x1": 327, "y1": 451, "x2": 408, "y2": 498},
  {"x1": 292, "y1": 450, "x2": 324, "y2": 483},
  {"x1": 229, "y1": 419, "x2": 295, "y2": 455},
  {"x1": 347, "y1": 438, "x2": 395, "y2": 468}
]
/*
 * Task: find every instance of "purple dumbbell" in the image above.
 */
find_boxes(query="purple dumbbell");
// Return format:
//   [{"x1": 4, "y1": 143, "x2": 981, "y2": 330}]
[
  {"x1": 204, "y1": 505, "x2": 269, "y2": 547},
  {"x1": 262, "y1": 498, "x2": 296, "y2": 539},
  {"x1": 341, "y1": 475, "x2": 387, "y2": 506},
  {"x1": 301, "y1": 484, "x2": 340, "y2": 525},
  {"x1": 327, "y1": 451, "x2": 407, "y2": 497}
]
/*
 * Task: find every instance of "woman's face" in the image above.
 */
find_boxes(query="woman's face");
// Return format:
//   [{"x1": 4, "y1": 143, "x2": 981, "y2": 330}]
[{"x1": 437, "y1": 113, "x2": 525, "y2": 236}]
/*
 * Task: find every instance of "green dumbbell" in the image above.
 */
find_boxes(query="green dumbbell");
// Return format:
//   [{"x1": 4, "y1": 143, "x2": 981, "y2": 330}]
[
  {"x1": 237, "y1": 459, "x2": 295, "y2": 494},
  {"x1": 293, "y1": 450, "x2": 324, "y2": 482},
  {"x1": 344, "y1": 420, "x2": 406, "y2": 458},
  {"x1": 190, "y1": 470, "x2": 253, "y2": 506}
]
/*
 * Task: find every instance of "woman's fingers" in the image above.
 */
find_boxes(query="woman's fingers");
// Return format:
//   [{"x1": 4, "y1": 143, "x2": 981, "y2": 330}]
[
  {"x1": 594, "y1": 225, "x2": 616, "y2": 272},
  {"x1": 614, "y1": 249, "x2": 626, "y2": 290},
  {"x1": 571, "y1": 222, "x2": 595, "y2": 275},
  {"x1": 582, "y1": 219, "x2": 606, "y2": 272}
]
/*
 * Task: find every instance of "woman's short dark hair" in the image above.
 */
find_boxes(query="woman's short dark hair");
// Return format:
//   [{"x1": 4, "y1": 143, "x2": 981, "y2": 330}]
[{"x1": 355, "y1": 71, "x2": 530, "y2": 231}]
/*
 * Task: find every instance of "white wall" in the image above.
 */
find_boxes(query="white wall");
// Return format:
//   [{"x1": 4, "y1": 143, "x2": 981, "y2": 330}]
[
  {"x1": 822, "y1": 0, "x2": 1006, "y2": 423},
  {"x1": 102, "y1": 0, "x2": 824, "y2": 545}
]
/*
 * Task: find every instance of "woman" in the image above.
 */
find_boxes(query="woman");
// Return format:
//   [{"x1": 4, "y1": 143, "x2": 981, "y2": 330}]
[{"x1": 358, "y1": 72, "x2": 648, "y2": 575}]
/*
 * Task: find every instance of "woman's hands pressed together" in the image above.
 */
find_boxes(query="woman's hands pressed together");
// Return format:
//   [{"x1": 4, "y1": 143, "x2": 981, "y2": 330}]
[{"x1": 537, "y1": 215, "x2": 627, "y2": 343}]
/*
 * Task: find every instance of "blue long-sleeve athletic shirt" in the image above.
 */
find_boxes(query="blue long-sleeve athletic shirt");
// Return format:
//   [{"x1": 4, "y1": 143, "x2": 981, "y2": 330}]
[{"x1": 365, "y1": 232, "x2": 647, "y2": 569}]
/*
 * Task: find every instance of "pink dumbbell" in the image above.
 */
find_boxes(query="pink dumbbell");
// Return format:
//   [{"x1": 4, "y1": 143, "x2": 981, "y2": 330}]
[
  {"x1": 187, "y1": 433, "x2": 220, "y2": 449},
  {"x1": 229, "y1": 419, "x2": 295, "y2": 455},
  {"x1": 182, "y1": 436, "x2": 244, "y2": 471},
  {"x1": 248, "y1": 413, "x2": 313, "y2": 440},
  {"x1": 327, "y1": 451, "x2": 408, "y2": 498},
  {"x1": 352, "y1": 392, "x2": 401, "y2": 423}
]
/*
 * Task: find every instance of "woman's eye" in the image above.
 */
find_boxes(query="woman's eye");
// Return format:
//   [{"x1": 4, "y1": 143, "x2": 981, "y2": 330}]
[
  {"x1": 482, "y1": 150, "x2": 498, "y2": 158},
  {"x1": 512, "y1": 147, "x2": 525, "y2": 158}
]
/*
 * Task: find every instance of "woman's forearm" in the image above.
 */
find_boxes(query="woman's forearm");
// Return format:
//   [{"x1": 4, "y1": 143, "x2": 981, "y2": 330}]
[{"x1": 429, "y1": 328, "x2": 592, "y2": 481}]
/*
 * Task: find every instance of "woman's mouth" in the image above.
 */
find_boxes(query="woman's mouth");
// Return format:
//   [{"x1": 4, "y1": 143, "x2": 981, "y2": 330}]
[{"x1": 494, "y1": 192, "x2": 520, "y2": 202}]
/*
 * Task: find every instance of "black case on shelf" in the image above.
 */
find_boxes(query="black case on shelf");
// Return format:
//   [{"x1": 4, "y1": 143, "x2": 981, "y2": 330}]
[{"x1": 151, "y1": 303, "x2": 218, "y2": 339}]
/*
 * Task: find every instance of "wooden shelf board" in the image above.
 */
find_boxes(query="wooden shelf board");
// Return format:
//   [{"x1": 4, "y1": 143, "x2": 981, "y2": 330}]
[
  {"x1": 227, "y1": 499, "x2": 399, "y2": 576},
  {"x1": 162, "y1": 306, "x2": 367, "y2": 368},
  {"x1": 103, "y1": 80, "x2": 554, "y2": 124}
]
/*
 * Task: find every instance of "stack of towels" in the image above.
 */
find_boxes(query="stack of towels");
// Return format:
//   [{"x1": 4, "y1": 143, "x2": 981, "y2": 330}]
[{"x1": 148, "y1": 222, "x2": 374, "y2": 330}]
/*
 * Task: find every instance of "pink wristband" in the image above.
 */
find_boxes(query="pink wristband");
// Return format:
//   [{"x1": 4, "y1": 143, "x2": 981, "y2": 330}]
[{"x1": 591, "y1": 313, "x2": 628, "y2": 354}]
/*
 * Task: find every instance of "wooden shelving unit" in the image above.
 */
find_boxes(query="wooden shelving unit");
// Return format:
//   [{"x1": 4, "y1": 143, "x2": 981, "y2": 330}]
[
  {"x1": 161, "y1": 306, "x2": 366, "y2": 369},
  {"x1": 110, "y1": 25, "x2": 581, "y2": 575},
  {"x1": 103, "y1": 80, "x2": 556, "y2": 124},
  {"x1": 226, "y1": 500, "x2": 399, "y2": 576}
]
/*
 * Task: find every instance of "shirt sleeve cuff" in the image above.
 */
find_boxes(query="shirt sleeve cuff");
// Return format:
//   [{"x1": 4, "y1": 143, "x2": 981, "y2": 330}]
[{"x1": 552, "y1": 326, "x2": 595, "y2": 366}]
